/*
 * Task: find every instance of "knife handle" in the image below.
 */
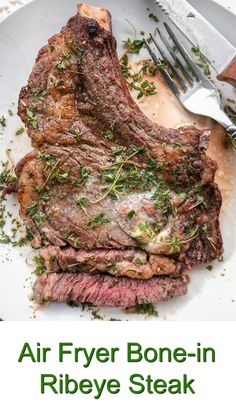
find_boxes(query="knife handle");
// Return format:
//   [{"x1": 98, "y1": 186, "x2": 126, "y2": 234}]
[
  {"x1": 226, "y1": 125, "x2": 236, "y2": 141},
  {"x1": 217, "y1": 56, "x2": 236, "y2": 87}
]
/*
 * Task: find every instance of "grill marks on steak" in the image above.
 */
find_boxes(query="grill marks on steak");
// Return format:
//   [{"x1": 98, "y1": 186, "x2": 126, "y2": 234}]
[
  {"x1": 33, "y1": 272, "x2": 189, "y2": 307},
  {"x1": 16, "y1": 5, "x2": 224, "y2": 308}
]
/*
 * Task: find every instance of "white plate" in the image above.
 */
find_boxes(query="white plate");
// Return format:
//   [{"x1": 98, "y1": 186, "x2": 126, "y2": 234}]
[{"x1": 0, "y1": 0, "x2": 236, "y2": 321}]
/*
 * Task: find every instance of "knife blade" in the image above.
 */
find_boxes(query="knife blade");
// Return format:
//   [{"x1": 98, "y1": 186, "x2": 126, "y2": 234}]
[{"x1": 155, "y1": 0, "x2": 236, "y2": 87}]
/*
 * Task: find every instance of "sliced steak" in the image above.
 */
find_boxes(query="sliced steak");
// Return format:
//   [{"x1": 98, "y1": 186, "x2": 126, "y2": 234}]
[
  {"x1": 33, "y1": 272, "x2": 189, "y2": 307},
  {"x1": 15, "y1": 4, "x2": 224, "y2": 308},
  {"x1": 39, "y1": 246, "x2": 180, "y2": 279}
]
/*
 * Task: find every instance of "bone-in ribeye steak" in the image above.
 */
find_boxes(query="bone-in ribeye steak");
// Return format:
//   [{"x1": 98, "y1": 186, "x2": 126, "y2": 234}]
[{"x1": 16, "y1": 4, "x2": 223, "y2": 309}]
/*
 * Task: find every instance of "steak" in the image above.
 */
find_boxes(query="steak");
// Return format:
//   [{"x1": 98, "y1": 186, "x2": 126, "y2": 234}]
[
  {"x1": 16, "y1": 147, "x2": 222, "y2": 263},
  {"x1": 39, "y1": 246, "x2": 181, "y2": 279},
  {"x1": 33, "y1": 272, "x2": 189, "y2": 307},
  {"x1": 15, "y1": 4, "x2": 223, "y2": 309},
  {"x1": 18, "y1": 10, "x2": 216, "y2": 186}
]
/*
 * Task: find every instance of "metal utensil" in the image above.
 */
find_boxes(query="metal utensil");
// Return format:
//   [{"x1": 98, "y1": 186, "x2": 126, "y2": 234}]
[
  {"x1": 143, "y1": 23, "x2": 236, "y2": 140},
  {"x1": 155, "y1": 0, "x2": 236, "y2": 87}
]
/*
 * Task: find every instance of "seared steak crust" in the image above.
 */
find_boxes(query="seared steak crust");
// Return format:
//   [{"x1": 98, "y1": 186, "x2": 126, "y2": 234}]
[
  {"x1": 16, "y1": 148, "x2": 222, "y2": 264},
  {"x1": 18, "y1": 14, "x2": 216, "y2": 187},
  {"x1": 15, "y1": 5, "x2": 223, "y2": 308}
]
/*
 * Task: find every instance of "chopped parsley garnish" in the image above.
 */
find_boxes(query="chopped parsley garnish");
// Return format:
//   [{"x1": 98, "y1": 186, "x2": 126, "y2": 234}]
[
  {"x1": 64, "y1": 230, "x2": 80, "y2": 247},
  {"x1": 187, "y1": 12, "x2": 196, "y2": 17},
  {"x1": 151, "y1": 185, "x2": 171, "y2": 214},
  {"x1": 80, "y1": 166, "x2": 90, "y2": 179},
  {"x1": 191, "y1": 46, "x2": 211, "y2": 77},
  {"x1": 137, "y1": 80, "x2": 157, "y2": 99},
  {"x1": 206, "y1": 265, "x2": 213, "y2": 271},
  {"x1": 138, "y1": 222, "x2": 155, "y2": 239},
  {"x1": 120, "y1": 57, "x2": 157, "y2": 100},
  {"x1": 91, "y1": 309, "x2": 104, "y2": 320},
  {"x1": 169, "y1": 235, "x2": 182, "y2": 253},
  {"x1": 15, "y1": 127, "x2": 25, "y2": 136},
  {"x1": 122, "y1": 38, "x2": 144, "y2": 54},
  {"x1": 87, "y1": 213, "x2": 110, "y2": 229},
  {"x1": 33, "y1": 255, "x2": 46, "y2": 276},
  {"x1": 26, "y1": 202, "x2": 37, "y2": 217},
  {"x1": 40, "y1": 192, "x2": 50, "y2": 201},
  {"x1": 0, "y1": 231, "x2": 11, "y2": 244},
  {"x1": 224, "y1": 105, "x2": 236, "y2": 125},
  {"x1": 103, "y1": 130, "x2": 114, "y2": 141},
  {"x1": 0, "y1": 116, "x2": 6, "y2": 128},
  {"x1": 127, "y1": 210, "x2": 135, "y2": 219},
  {"x1": 148, "y1": 13, "x2": 159, "y2": 22},
  {"x1": 134, "y1": 257, "x2": 144, "y2": 265},
  {"x1": 75, "y1": 196, "x2": 90, "y2": 208},
  {"x1": 51, "y1": 168, "x2": 70, "y2": 183},
  {"x1": 136, "y1": 300, "x2": 158, "y2": 316},
  {"x1": 72, "y1": 128, "x2": 82, "y2": 143},
  {"x1": 25, "y1": 107, "x2": 38, "y2": 129},
  {"x1": 11, "y1": 228, "x2": 33, "y2": 247},
  {"x1": 0, "y1": 169, "x2": 16, "y2": 187},
  {"x1": 74, "y1": 166, "x2": 91, "y2": 186},
  {"x1": 54, "y1": 51, "x2": 72, "y2": 71},
  {"x1": 32, "y1": 212, "x2": 46, "y2": 223},
  {"x1": 28, "y1": 89, "x2": 46, "y2": 99}
]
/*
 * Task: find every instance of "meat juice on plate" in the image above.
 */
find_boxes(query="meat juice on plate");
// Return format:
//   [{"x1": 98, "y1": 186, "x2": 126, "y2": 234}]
[{"x1": 131, "y1": 60, "x2": 236, "y2": 255}]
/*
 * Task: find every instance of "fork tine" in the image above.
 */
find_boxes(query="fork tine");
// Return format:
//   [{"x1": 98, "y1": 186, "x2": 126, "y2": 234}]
[
  {"x1": 143, "y1": 38, "x2": 180, "y2": 97},
  {"x1": 164, "y1": 23, "x2": 212, "y2": 84},
  {"x1": 155, "y1": 27, "x2": 195, "y2": 86},
  {"x1": 149, "y1": 33, "x2": 188, "y2": 92}
]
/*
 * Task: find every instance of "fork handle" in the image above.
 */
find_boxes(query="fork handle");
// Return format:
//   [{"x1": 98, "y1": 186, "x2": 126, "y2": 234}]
[
  {"x1": 217, "y1": 56, "x2": 236, "y2": 87},
  {"x1": 226, "y1": 125, "x2": 236, "y2": 140}
]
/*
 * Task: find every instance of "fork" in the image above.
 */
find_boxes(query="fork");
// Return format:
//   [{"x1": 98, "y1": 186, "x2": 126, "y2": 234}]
[{"x1": 143, "y1": 23, "x2": 236, "y2": 141}]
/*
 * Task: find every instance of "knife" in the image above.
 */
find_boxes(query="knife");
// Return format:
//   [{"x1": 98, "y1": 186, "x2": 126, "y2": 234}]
[{"x1": 155, "y1": 0, "x2": 236, "y2": 87}]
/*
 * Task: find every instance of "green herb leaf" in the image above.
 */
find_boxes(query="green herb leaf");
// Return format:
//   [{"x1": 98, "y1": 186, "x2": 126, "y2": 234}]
[
  {"x1": 136, "y1": 300, "x2": 158, "y2": 316},
  {"x1": 87, "y1": 213, "x2": 110, "y2": 229},
  {"x1": 40, "y1": 192, "x2": 50, "y2": 201},
  {"x1": 122, "y1": 38, "x2": 144, "y2": 54},
  {"x1": 28, "y1": 89, "x2": 46, "y2": 99},
  {"x1": 32, "y1": 212, "x2": 46, "y2": 223},
  {"x1": 137, "y1": 80, "x2": 157, "y2": 99},
  {"x1": 15, "y1": 127, "x2": 25, "y2": 136},
  {"x1": 33, "y1": 255, "x2": 46, "y2": 276},
  {"x1": 54, "y1": 52, "x2": 72, "y2": 72},
  {"x1": 75, "y1": 196, "x2": 90, "y2": 208},
  {"x1": 0, "y1": 231, "x2": 11, "y2": 244},
  {"x1": 103, "y1": 130, "x2": 115, "y2": 141},
  {"x1": 26, "y1": 107, "x2": 38, "y2": 129},
  {"x1": 128, "y1": 210, "x2": 136, "y2": 219},
  {"x1": 148, "y1": 13, "x2": 159, "y2": 22},
  {"x1": 134, "y1": 257, "x2": 144, "y2": 265},
  {"x1": 26, "y1": 202, "x2": 37, "y2": 217},
  {"x1": 0, "y1": 116, "x2": 6, "y2": 128}
]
